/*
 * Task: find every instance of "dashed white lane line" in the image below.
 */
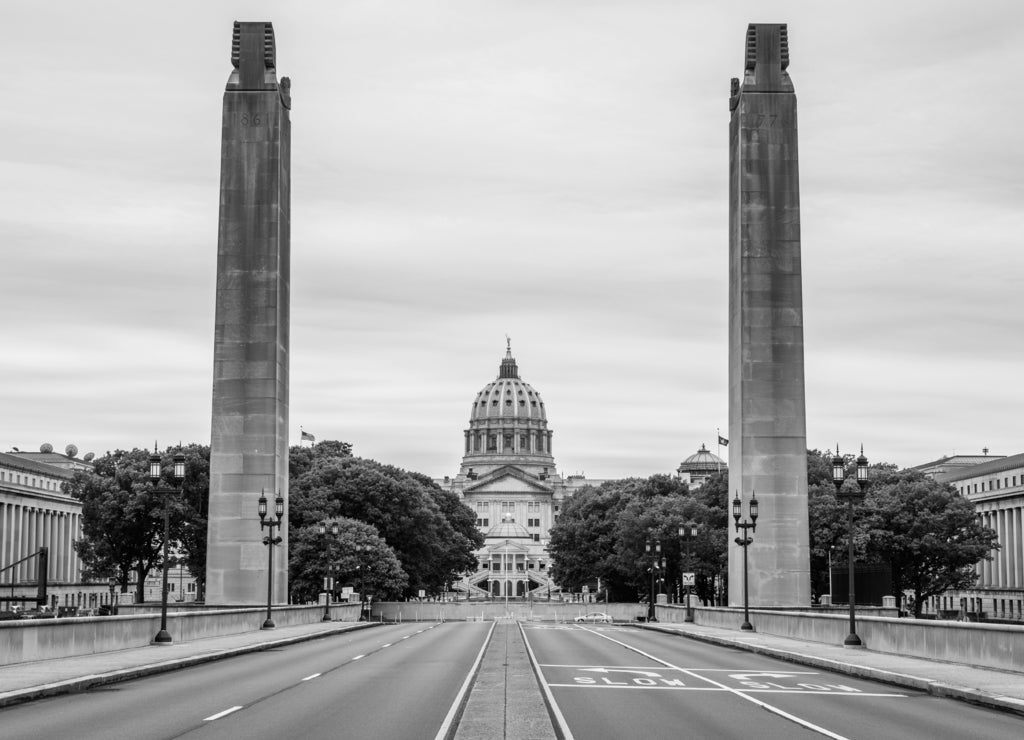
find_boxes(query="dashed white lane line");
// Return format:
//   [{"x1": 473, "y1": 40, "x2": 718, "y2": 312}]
[
  {"x1": 204, "y1": 706, "x2": 243, "y2": 721},
  {"x1": 382, "y1": 643, "x2": 392, "y2": 648},
  {"x1": 301, "y1": 673, "x2": 321, "y2": 681},
  {"x1": 353, "y1": 654, "x2": 365, "y2": 660},
  {"x1": 402, "y1": 635, "x2": 410, "y2": 639}
]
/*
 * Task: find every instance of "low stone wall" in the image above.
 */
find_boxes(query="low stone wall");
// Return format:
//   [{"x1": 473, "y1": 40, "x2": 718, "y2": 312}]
[
  {"x1": 655, "y1": 604, "x2": 1024, "y2": 673},
  {"x1": 371, "y1": 601, "x2": 644, "y2": 623},
  {"x1": 0, "y1": 603, "x2": 360, "y2": 665}
]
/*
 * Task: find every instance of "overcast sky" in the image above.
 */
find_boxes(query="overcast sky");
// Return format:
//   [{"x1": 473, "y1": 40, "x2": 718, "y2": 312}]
[{"x1": 2, "y1": 1, "x2": 1021, "y2": 479}]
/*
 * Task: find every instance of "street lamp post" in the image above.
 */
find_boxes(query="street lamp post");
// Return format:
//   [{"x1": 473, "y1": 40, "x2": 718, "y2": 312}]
[
  {"x1": 732, "y1": 491, "x2": 759, "y2": 631},
  {"x1": 258, "y1": 489, "x2": 285, "y2": 630},
  {"x1": 354, "y1": 544, "x2": 372, "y2": 621},
  {"x1": 318, "y1": 521, "x2": 340, "y2": 621},
  {"x1": 679, "y1": 522, "x2": 698, "y2": 622},
  {"x1": 833, "y1": 445, "x2": 870, "y2": 647},
  {"x1": 644, "y1": 538, "x2": 662, "y2": 621},
  {"x1": 149, "y1": 449, "x2": 186, "y2": 644}
]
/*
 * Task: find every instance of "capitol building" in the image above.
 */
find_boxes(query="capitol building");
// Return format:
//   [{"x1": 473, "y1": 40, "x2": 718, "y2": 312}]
[
  {"x1": 439, "y1": 345, "x2": 598, "y2": 598},
  {"x1": 439, "y1": 344, "x2": 727, "y2": 599}
]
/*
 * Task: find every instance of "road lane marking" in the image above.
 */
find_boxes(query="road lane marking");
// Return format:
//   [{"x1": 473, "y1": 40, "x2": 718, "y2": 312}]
[
  {"x1": 578, "y1": 627, "x2": 853, "y2": 740},
  {"x1": 204, "y1": 706, "x2": 243, "y2": 721},
  {"x1": 301, "y1": 673, "x2": 321, "y2": 681},
  {"x1": 434, "y1": 621, "x2": 496, "y2": 740},
  {"x1": 352, "y1": 654, "x2": 365, "y2": 660},
  {"x1": 520, "y1": 622, "x2": 576, "y2": 740},
  {"x1": 580, "y1": 667, "x2": 663, "y2": 677},
  {"x1": 382, "y1": 643, "x2": 392, "y2": 647}
]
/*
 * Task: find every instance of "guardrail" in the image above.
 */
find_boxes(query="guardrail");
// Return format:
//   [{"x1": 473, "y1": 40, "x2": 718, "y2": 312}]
[
  {"x1": 655, "y1": 604, "x2": 1024, "y2": 673},
  {"x1": 0, "y1": 602, "x2": 361, "y2": 665}
]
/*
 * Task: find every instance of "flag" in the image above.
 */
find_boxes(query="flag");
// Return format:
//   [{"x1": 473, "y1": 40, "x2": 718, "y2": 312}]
[
  {"x1": 718, "y1": 435, "x2": 729, "y2": 447},
  {"x1": 301, "y1": 430, "x2": 316, "y2": 443}
]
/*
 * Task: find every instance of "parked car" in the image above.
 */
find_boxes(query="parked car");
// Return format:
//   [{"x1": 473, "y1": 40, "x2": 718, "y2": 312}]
[{"x1": 574, "y1": 612, "x2": 613, "y2": 623}]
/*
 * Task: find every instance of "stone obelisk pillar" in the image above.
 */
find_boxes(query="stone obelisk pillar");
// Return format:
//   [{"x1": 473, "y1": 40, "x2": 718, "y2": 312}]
[
  {"x1": 727, "y1": 24, "x2": 810, "y2": 607},
  {"x1": 206, "y1": 22, "x2": 291, "y2": 605}
]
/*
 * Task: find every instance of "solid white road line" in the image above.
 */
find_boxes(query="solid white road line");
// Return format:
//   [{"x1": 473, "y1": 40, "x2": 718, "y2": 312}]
[
  {"x1": 520, "y1": 622, "x2": 576, "y2": 740},
  {"x1": 434, "y1": 622, "x2": 496, "y2": 740},
  {"x1": 204, "y1": 706, "x2": 243, "y2": 721},
  {"x1": 581, "y1": 628, "x2": 853, "y2": 740}
]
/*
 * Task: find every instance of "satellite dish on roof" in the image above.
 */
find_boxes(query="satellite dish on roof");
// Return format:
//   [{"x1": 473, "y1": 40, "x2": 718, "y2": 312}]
[
  {"x1": 40, "y1": 443, "x2": 54, "y2": 453},
  {"x1": 65, "y1": 444, "x2": 79, "y2": 458},
  {"x1": 83, "y1": 452, "x2": 95, "y2": 462}
]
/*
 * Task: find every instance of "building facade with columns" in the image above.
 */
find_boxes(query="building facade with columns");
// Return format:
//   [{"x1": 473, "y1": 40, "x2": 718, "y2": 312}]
[
  {"x1": 932, "y1": 453, "x2": 1024, "y2": 620},
  {"x1": 0, "y1": 445, "x2": 91, "y2": 593},
  {"x1": 440, "y1": 346, "x2": 600, "y2": 599}
]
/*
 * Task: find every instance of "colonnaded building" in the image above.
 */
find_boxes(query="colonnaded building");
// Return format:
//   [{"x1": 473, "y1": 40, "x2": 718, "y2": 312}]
[{"x1": 0, "y1": 445, "x2": 92, "y2": 599}]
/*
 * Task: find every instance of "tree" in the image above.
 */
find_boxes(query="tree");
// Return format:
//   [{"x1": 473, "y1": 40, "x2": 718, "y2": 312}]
[
  {"x1": 289, "y1": 518, "x2": 407, "y2": 603},
  {"x1": 863, "y1": 469, "x2": 998, "y2": 617},
  {"x1": 288, "y1": 442, "x2": 481, "y2": 598},
  {"x1": 549, "y1": 474, "x2": 727, "y2": 603},
  {"x1": 67, "y1": 445, "x2": 208, "y2": 603}
]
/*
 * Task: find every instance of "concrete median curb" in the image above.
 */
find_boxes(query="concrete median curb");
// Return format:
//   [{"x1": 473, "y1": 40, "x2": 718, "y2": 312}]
[
  {"x1": 0, "y1": 622, "x2": 380, "y2": 709},
  {"x1": 636, "y1": 623, "x2": 1024, "y2": 718}
]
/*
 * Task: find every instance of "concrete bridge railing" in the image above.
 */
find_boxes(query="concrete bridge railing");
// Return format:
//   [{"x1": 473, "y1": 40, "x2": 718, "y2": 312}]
[
  {"x1": 0, "y1": 603, "x2": 360, "y2": 666},
  {"x1": 656, "y1": 604, "x2": 1024, "y2": 673},
  {"x1": 371, "y1": 601, "x2": 644, "y2": 623}
]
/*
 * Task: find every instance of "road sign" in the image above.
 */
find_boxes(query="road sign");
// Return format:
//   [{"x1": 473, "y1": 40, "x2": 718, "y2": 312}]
[{"x1": 682, "y1": 572, "x2": 695, "y2": 586}]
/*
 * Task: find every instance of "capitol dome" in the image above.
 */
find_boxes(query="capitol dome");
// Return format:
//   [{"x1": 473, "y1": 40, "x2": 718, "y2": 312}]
[
  {"x1": 677, "y1": 443, "x2": 726, "y2": 488},
  {"x1": 678, "y1": 443, "x2": 726, "y2": 474},
  {"x1": 457, "y1": 342, "x2": 556, "y2": 479}
]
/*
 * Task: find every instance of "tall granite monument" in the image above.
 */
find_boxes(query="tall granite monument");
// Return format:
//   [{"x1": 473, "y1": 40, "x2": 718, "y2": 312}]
[
  {"x1": 727, "y1": 24, "x2": 811, "y2": 607},
  {"x1": 206, "y1": 22, "x2": 291, "y2": 605}
]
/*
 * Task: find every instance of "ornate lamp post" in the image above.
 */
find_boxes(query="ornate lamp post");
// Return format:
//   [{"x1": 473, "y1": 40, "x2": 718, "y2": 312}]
[
  {"x1": 149, "y1": 449, "x2": 186, "y2": 644},
  {"x1": 258, "y1": 489, "x2": 285, "y2": 630},
  {"x1": 644, "y1": 538, "x2": 662, "y2": 621},
  {"x1": 833, "y1": 445, "x2": 870, "y2": 647},
  {"x1": 678, "y1": 522, "x2": 698, "y2": 622},
  {"x1": 317, "y1": 521, "x2": 340, "y2": 621},
  {"x1": 732, "y1": 491, "x2": 759, "y2": 631}
]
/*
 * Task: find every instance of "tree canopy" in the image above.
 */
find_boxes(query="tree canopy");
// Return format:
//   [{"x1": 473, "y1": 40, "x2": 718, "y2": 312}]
[
  {"x1": 66, "y1": 445, "x2": 209, "y2": 603},
  {"x1": 289, "y1": 517, "x2": 407, "y2": 603},
  {"x1": 287, "y1": 441, "x2": 483, "y2": 599},
  {"x1": 548, "y1": 473, "x2": 728, "y2": 603},
  {"x1": 862, "y1": 469, "x2": 998, "y2": 616}
]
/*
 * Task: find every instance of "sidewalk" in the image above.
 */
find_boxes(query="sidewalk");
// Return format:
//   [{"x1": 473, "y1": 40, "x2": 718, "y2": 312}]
[
  {"x1": 0, "y1": 620, "x2": 376, "y2": 709},
  {"x1": 638, "y1": 620, "x2": 1024, "y2": 717}
]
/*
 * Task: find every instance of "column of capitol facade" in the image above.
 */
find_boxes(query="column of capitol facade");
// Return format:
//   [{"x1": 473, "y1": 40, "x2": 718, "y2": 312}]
[
  {"x1": 439, "y1": 343, "x2": 598, "y2": 599},
  {"x1": 0, "y1": 444, "x2": 91, "y2": 592}
]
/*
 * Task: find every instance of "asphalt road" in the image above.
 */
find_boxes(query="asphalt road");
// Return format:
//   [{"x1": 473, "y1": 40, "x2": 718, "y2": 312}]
[
  {"x1": 522, "y1": 623, "x2": 1024, "y2": 739},
  {"x1": 4, "y1": 622, "x2": 1023, "y2": 739},
  {"x1": 0, "y1": 621, "x2": 491, "y2": 740}
]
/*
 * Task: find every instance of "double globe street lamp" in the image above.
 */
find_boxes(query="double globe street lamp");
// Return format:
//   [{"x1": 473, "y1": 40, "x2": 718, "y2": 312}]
[
  {"x1": 833, "y1": 445, "x2": 870, "y2": 647},
  {"x1": 678, "y1": 522, "x2": 698, "y2": 622},
  {"x1": 645, "y1": 538, "x2": 664, "y2": 621},
  {"x1": 258, "y1": 489, "x2": 285, "y2": 630},
  {"x1": 149, "y1": 449, "x2": 186, "y2": 644},
  {"x1": 318, "y1": 521, "x2": 340, "y2": 621},
  {"x1": 732, "y1": 492, "x2": 759, "y2": 632}
]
